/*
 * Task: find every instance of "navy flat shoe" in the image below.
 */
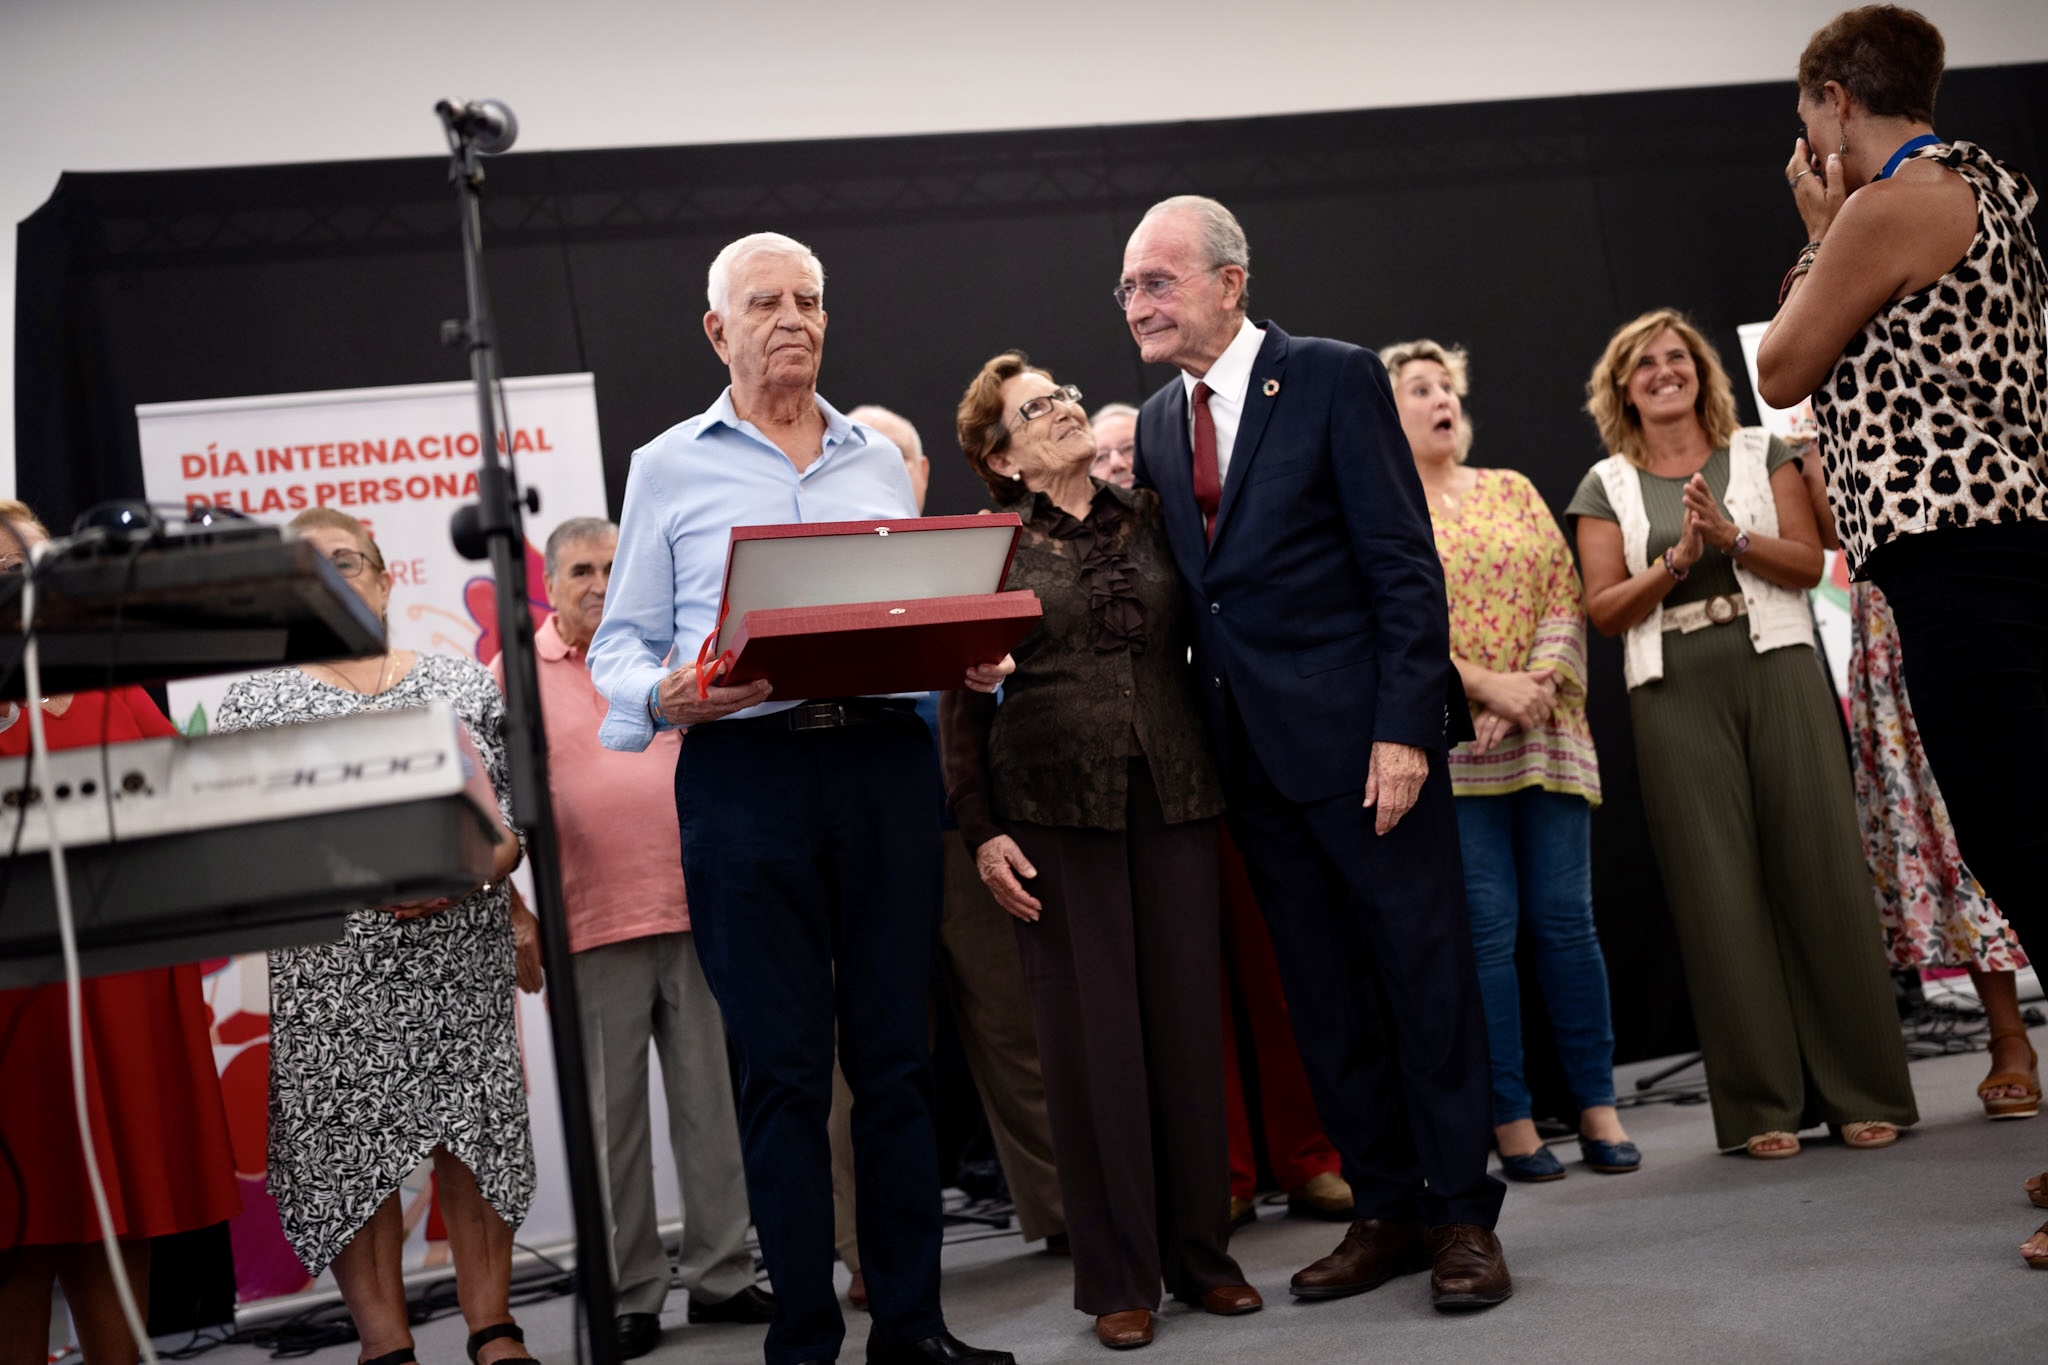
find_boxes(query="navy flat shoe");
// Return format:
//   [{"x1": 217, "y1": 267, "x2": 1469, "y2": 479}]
[
  {"x1": 1578, "y1": 1135, "x2": 1642, "y2": 1174},
  {"x1": 1497, "y1": 1145, "x2": 1566, "y2": 1182}
]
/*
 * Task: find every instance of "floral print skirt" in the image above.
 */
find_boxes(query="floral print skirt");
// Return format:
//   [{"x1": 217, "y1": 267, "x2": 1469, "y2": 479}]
[{"x1": 1850, "y1": 581, "x2": 2027, "y2": 972}]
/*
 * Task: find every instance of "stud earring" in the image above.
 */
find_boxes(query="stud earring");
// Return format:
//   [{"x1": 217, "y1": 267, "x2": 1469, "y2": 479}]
[{"x1": 1010, "y1": 472, "x2": 1022, "y2": 481}]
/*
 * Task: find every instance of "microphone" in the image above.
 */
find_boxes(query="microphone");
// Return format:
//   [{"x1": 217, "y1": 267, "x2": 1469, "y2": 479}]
[{"x1": 436, "y1": 99, "x2": 518, "y2": 155}]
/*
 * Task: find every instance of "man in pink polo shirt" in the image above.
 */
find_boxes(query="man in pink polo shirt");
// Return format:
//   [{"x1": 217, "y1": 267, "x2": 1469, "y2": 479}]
[{"x1": 494, "y1": 517, "x2": 770, "y2": 1359}]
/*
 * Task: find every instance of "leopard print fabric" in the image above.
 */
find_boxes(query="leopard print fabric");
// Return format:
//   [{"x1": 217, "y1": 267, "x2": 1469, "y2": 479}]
[{"x1": 1814, "y1": 141, "x2": 2048, "y2": 576}]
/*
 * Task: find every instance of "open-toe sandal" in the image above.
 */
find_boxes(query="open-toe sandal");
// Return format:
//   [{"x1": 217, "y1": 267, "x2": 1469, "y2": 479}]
[
  {"x1": 468, "y1": 1324, "x2": 540, "y2": 1365},
  {"x1": 1744, "y1": 1131, "x2": 1800, "y2": 1159},
  {"x1": 2025, "y1": 1222, "x2": 2048, "y2": 1269},
  {"x1": 1979, "y1": 1028, "x2": 2042, "y2": 1120},
  {"x1": 362, "y1": 1351, "x2": 418, "y2": 1365},
  {"x1": 2027, "y1": 1170, "x2": 2048, "y2": 1210},
  {"x1": 1831, "y1": 1121, "x2": 1898, "y2": 1150}
]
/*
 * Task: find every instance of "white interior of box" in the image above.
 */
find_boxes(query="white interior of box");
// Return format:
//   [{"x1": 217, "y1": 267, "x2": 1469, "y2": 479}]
[{"x1": 716, "y1": 522, "x2": 1017, "y2": 654}]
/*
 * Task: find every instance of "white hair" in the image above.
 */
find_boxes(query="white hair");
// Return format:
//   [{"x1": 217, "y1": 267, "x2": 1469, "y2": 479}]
[
  {"x1": 847, "y1": 404, "x2": 925, "y2": 464},
  {"x1": 706, "y1": 232, "x2": 825, "y2": 317},
  {"x1": 1137, "y1": 195, "x2": 1251, "y2": 308},
  {"x1": 1090, "y1": 402, "x2": 1140, "y2": 427}
]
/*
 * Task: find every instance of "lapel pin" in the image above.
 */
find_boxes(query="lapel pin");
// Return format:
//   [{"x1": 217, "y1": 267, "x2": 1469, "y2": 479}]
[{"x1": 1262, "y1": 379, "x2": 1280, "y2": 397}]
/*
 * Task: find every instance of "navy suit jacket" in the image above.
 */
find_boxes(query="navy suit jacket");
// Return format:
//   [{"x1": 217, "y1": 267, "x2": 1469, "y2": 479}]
[{"x1": 1135, "y1": 321, "x2": 1465, "y2": 804}]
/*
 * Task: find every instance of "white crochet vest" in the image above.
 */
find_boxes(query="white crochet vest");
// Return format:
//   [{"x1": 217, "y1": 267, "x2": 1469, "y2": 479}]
[{"x1": 1595, "y1": 428, "x2": 1815, "y2": 691}]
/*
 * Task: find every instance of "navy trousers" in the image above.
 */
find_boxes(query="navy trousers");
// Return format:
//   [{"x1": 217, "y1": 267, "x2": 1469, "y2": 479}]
[
  {"x1": 676, "y1": 711, "x2": 946, "y2": 1365},
  {"x1": 1221, "y1": 701, "x2": 1504, "y2": 1230}
]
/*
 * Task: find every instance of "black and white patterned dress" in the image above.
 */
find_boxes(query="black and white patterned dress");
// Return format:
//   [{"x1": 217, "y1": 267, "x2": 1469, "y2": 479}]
[{"x1": 214, "y1": 655, "x2": 536, "y2": 1276}]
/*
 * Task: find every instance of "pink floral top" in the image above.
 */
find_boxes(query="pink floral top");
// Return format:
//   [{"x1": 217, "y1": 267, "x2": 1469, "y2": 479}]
[{"x1": 1427, "y1": 468, "x2": 1601, "y2": 804}]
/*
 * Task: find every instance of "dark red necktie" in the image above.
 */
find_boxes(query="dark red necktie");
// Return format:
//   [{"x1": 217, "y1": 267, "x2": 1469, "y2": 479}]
[{"x1": 1191, "y1": 381, "x2": 1220, "y2": 542}]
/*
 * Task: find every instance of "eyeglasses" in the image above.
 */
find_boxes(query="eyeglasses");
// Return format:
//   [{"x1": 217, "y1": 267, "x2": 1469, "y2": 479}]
[
  {"x1": 329, "y1": 549, "x2": 372, "y2": 579},
  {"x1": 1094, "y1": 441, "x2": 1136, "y2": 461},
  {"x1": 1112, "y1": 267, "x2": 1218, "y2": 311},
  {"x1": 1008, "y1": 384, "x2": 1084, "y2": 431}
]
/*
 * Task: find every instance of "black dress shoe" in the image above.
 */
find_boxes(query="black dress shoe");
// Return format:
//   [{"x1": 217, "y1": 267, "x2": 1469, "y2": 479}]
[
  {"x1": 615, "y1": 1313, "x2": 661, "y2": 1360},
  {"x1": 687, "y1": 1284, "x2": 777, "y2": 1324},
  {"x1": 865, "y1": 1331, "x2": 1016, "y2": 1364}
]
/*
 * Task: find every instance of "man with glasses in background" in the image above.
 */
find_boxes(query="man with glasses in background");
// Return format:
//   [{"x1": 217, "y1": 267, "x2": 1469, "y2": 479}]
[{"x1": 1088, "y1": 403, "x2": 1139, "y2": 488}]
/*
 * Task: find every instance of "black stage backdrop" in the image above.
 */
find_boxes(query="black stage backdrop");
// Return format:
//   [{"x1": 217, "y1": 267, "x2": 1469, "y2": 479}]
[{"x1": 17, "y1": 66, "x2": 2047, "y2": 1064}]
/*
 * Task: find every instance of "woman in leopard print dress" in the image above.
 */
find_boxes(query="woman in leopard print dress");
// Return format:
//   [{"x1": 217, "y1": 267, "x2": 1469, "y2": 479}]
[
  {"x1": 1758, "y1": 5, "x2": 2048, "y2": 1266},
  {"x1": 214, "y1": 508, "x2": 540, "y2": 1364}
]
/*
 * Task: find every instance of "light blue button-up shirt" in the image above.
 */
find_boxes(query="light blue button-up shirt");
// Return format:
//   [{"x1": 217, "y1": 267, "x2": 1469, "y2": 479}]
[{"x1": 588, "y1": 387, "x2": 918, "y2": 751}]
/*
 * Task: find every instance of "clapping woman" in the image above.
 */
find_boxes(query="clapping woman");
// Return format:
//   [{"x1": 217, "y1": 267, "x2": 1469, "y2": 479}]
[{"x1": 1568, "y1": 311, "x2": 1916, "y2": 1162}]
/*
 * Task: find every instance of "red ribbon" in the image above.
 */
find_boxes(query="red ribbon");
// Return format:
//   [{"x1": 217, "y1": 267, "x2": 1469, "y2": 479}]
[{"x1": 692, "y1": 597, "x2": 735, "y2": 700}]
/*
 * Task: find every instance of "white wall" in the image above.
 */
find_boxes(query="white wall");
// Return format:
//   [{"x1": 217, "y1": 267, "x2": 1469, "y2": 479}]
[{"x1": 6, "y1": 0, "x2": 2047, "y2": 498}]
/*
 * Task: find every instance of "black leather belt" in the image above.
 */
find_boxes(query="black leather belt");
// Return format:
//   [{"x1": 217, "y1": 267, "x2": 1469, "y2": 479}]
[{"x1": 726, "y1": 698, "x2": 920, "y2": 732}]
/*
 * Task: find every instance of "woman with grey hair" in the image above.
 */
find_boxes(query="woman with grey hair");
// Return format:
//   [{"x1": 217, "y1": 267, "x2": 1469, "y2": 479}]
[{"x1": 1381, "y1": 339, "x2": 1634, "y2": 1183}]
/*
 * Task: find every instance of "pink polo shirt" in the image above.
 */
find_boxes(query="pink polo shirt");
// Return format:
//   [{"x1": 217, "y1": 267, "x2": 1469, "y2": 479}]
[{"x1": 491, "y1": 614, "x2": 689, "y2": 953}]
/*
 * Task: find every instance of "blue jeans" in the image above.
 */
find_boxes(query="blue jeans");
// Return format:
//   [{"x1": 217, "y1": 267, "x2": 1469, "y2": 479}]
[{"x1": 1454, "y1": 787, "x2": 1617, "y2": 1125}]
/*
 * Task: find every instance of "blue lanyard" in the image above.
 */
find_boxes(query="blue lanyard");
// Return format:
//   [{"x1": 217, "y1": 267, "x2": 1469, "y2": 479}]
[{"x1": 1875, "y1": 133, "x2": 1942, "y2": 181}]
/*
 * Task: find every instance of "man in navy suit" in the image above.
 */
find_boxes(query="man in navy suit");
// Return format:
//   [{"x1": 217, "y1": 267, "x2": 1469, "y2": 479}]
[{"x1": 1120, "y1": 195, "x2": 1510, "y2": 1312}]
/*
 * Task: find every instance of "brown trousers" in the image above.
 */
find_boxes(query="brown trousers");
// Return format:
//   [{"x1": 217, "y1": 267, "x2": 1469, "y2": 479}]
[{"x1": 1009, "y1": 758, "x2": 1242, "y2": 1316}]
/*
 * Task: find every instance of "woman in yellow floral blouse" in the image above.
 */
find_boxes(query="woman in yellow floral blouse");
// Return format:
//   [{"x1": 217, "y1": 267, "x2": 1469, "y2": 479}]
[{"x1": 1381, "y1": 340, "x2": 1636, "y2": 1182}]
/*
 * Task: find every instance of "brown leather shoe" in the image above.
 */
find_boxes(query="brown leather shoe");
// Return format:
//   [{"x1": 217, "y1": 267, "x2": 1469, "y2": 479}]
[
  {"x1": 1094, "y1": 1311, "x2": 1154, "y2": 1349},
  {"x1": 1198, "y1": 1284, "x2": 1263, "y2": 1316},
  {"x1": 1426, "y1": 1224, "x2": 1512, "y2": 1311},
  {"x1": 1288, "y1": 1218, "x2": 1430, "y2": 1299},
  {"x1": 1286, "y1": 1171, "x2": 1357, "y2": 1220}
]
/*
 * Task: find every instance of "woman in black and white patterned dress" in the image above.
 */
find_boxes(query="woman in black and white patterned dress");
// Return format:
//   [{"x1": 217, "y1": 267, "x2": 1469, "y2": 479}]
[{"x1": 214, "y1": 508, "x2": 540, "y2": 1365}]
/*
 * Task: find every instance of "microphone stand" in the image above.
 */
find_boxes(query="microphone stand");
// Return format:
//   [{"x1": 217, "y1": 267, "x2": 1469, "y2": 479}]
[{"x1": 438, "y1": 105, "x2": 619, "y2": 1365}]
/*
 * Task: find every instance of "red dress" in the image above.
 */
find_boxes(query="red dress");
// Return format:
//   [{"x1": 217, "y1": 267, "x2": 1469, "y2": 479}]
[{"x1": 0, "y1": 688, "x2": 241, "y2": 1246}]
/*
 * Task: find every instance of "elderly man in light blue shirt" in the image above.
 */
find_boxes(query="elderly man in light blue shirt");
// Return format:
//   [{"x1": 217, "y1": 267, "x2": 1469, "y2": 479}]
[{"x1": 587, "y1": 232, "x2": 1012, "y2": 1365}]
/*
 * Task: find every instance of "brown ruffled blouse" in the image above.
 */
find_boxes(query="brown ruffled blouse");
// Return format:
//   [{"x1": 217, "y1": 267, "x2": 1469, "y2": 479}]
[{"x1": 938, "y1": 479, "x2": 1224, "y2": 848}]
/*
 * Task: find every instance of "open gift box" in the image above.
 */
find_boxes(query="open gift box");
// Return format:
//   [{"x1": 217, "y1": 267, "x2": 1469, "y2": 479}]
[{"x1": 702, "y1": 514, "x2": 1042, "y2": 699}]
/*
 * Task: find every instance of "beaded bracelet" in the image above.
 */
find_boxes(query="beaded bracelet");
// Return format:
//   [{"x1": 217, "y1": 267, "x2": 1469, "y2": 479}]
[
  {"x1": 1778, "y1": 239, "x2": 1824, "y2": 305},
  {"x1": 1663, "y1": 547, "x2": 1689, "y2": 581}
]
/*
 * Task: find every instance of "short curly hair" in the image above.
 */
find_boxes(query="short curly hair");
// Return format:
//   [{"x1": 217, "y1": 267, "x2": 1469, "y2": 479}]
[
  {"x1": 1378, "y1": 339, "x2": 1475, "y2": 463},
  {"x1": 1798, "y1": 6, "x2": 1944, "y2": 124},
  {"x1": 955, "y1": 351, "x2": 1053, "y2": 501}
]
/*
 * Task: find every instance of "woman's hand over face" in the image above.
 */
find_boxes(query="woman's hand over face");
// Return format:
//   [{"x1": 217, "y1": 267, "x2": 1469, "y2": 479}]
[
  {"x1": 974, "y1": 835, "x2": 1043, "y2": 922},
  {"x1": 1785, "y1": 138, "x2": 1849, "y2": 243}
]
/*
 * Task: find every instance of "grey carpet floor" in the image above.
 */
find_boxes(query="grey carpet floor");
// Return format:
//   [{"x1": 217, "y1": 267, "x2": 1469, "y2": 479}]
[{"x1": 205, "y1": 1031, "x2": 2048, "y2": 1365}]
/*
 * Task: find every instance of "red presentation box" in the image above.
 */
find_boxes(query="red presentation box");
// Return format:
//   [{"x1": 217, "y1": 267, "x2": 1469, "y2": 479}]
[{"x1": 709, "y1": 514, "x2": 1042, "y2": 699}]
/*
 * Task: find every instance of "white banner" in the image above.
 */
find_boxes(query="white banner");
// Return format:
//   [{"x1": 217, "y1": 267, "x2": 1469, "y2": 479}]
[{"x1": 134, "y1": 374, "x2": 657, "y2": 1306}]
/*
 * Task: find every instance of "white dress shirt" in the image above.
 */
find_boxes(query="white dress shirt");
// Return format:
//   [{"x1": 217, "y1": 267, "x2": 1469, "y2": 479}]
[{"x1": 1178, "y1": 316, "x2": 1266, "y2": 484}]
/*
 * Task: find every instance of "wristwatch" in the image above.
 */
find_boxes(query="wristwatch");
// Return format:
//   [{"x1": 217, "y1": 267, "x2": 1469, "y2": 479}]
[{"x1": 1730, "y1": 528, "x2": 1752, "y2": 557}]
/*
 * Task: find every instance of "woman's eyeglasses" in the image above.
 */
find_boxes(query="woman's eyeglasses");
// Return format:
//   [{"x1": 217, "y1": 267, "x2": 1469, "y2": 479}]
[
  {"x1": 1008, "y1": 384, "x2": 1084, "y2": 431},
  {"x1": 329, "y1": 550, "x2": 372, "y2": 579}
]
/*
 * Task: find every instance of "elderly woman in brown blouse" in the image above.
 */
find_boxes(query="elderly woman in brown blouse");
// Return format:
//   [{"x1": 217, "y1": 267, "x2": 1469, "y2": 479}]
[{"x1": 939, "y1": 352, "x2": 1257, "y2": 1350}]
